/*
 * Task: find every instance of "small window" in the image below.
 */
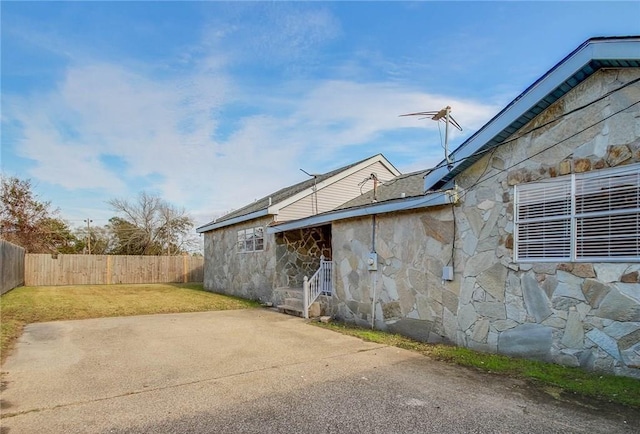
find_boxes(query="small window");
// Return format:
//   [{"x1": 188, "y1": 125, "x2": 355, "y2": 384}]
[
  {"x1": 514, "y1": 163, "x2": 640, "y2": 262},
  {"x1": 237, "y1": 226, "x2": 264, "y2": 253}
]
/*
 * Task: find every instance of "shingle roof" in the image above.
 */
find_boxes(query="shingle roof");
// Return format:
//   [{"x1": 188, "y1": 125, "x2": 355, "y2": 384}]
[
  {"x1": 198, "y1": 154, "x2": 383, "y2": 229},
  {"x1": 268, "y1": 176, "x2": 453, "y2": 234},
  {"x1": 337, "y1": 170, "x2": 429, "y2": 210},
  {"x1": 270, "y1": 37, "x2": 640, "y2": 235}
]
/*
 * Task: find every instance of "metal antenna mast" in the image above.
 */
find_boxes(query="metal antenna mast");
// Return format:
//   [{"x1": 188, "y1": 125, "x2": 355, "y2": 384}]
[
  {"x1": 300, "y1": 168, "x2": 320, "y2": 215},
  {"x1": 400, "y1": 106, "x2": 462, "y2": 169}
]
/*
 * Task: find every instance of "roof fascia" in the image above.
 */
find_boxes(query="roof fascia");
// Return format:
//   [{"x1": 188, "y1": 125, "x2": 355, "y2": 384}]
[
  {"x1": 267, "y1": 154, "x2": 401, "y2": 214},
  {"x1": 423, "y1": 37, "x2": 640, "y2": 192},
  {"x1": 267, "y1": 190, "x2": 453, "y2": 234},
  {"x1": 196, "y1": 209, "x2": 270, "y2": 233}
]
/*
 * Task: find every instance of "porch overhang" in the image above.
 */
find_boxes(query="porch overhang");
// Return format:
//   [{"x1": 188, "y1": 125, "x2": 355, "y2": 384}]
[{"x1": 267, "y1": 190, "x2": 454, "y2": 234}]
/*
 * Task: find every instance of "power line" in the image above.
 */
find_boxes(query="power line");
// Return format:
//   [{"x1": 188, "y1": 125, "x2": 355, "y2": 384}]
[
  {"x1": 425, "y1": 76, "x2": 640, "y2": 175},
  {"x1": 331, "y1": 95, "x2": 639, "y2": 279},
  {"x1": 459, "y1": 99, "x2": 640, "y2": 196},
  {"x1": 356, "y1": 96, "x2": 640, "y2": 218}
]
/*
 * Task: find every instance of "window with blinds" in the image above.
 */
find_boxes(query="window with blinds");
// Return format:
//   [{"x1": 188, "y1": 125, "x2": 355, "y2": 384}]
[{"x1": 514, "y1": 163, "x2": 640, "y2": 262}]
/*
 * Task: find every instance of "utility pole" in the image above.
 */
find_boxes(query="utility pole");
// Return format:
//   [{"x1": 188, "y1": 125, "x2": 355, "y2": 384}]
[{"x1": 84, "y1": 219, "x2": 93, "y2": 254}]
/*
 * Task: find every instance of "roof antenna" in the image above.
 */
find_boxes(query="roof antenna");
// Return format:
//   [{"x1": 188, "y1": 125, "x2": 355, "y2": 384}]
[
  {"x1": 358, "y1": 173, "x2": 379, "y2": 203},
  {"x1": 300, "y1": 168, "x2": 320, "y2": 215},
  {"x1": 400, "y1": 106, "x2": 462, "y2": 170}
]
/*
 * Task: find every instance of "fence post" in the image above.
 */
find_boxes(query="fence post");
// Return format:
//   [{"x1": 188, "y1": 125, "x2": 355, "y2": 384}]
[
  {"x1": 183, "y1": 254, "x2": 188, "y2": 283},
  {"x1": 318, "y1": 255, "x2": 323, "y2": 294},
  {"x1": 106, "y1": 256, "x2": 112, "y2": 285},
  {"x1": 303, "y1": 276, "x2": 309, "y2": 319}
]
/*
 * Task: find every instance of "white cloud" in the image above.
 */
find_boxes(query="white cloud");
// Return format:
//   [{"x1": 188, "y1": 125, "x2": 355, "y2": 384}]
[
  {"x1": 8, "y1": 59, "x2": 229, "y2": 189},
  {"x1": 6, "y1": 56, "x2": 500, "y2": 225},
  {"x1": 284, "y1": 80, "x2": 501, "y2": 164},
  {"x1": 10, "y1": 101, "x2": 128, "y2": 193},
  {"x1": 3, "y1": 5, "x2": 501, "y2": 227}
]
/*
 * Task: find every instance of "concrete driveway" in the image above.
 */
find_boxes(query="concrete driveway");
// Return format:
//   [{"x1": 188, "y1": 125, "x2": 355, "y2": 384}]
[{"x1": 1, "y1": 309, "x2": 637, "y2": 433}]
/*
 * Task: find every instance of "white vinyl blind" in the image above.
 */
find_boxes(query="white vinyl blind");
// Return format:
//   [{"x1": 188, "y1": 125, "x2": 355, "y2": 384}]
[
  {"x1": 575, "y1": 166, "x2": 640, "y2": 259},
  {"x1": 515, "y1": 178, "x2": 572, "y2": 261},
  {"x1": 515, "y1": 163, "x2": 640, "y2": 262}
]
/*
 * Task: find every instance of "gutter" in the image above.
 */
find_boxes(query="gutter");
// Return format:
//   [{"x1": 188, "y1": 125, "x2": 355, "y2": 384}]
[
  {"x1": 196, "y1": 209, "x2": 270, "y2": 233},
  {"x1": 267, "y1": 190, "x2": 454, "y2": 234}
]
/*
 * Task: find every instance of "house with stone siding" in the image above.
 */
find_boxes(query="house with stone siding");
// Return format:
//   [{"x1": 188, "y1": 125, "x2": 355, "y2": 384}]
[
  {"x1": 264, "y1": 36, "x2": 640, "y2": 378},
  {"x1": 196, "y1": 154, "x2": 400, "y2": 304}
]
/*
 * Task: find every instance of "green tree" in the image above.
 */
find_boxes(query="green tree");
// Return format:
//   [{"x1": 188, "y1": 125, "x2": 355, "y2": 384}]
[
  {"x1": 42, "y1": 217, "x2": 81, "y2": 253},
  {"x1": 74, "y1": 225, "x2": 114, "y2": 255},
  {"x1": 0, "y1": 176, "x2": 81, "y2": 253}
]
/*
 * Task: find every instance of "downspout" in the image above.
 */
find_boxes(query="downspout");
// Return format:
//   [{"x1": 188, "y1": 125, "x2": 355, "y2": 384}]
[
  {"x1": 442, "y1": 182, "x2": 460, "y2": 283},
  {"x1": 370, "y1": 214, "x2": 377, "y2": 329},
  {"x1": 372, "y1": 215, "x2": 376, "y2": 254},
  {"x1": 363, "y1": 172, "x2": 379, "y2": 329}
]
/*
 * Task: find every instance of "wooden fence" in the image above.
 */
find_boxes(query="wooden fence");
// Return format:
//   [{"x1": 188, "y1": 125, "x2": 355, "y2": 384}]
[
  {"x1": 1, "y1": 240, "x2": 26, "y2": 294},
  {"x1": 24, "y1": 254, "x2": 204, "y2": 286}
]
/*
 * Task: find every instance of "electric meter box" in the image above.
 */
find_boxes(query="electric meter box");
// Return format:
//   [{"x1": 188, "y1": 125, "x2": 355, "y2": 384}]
[
  {"x1": 442, "y1": 266, "x2": 454, "y2": 281},
  {"x1": 367, "y1": 252, "x2": 378, "y2": 271}
]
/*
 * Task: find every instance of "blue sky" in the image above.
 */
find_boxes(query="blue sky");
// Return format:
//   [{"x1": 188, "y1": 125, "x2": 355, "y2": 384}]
[{"x1": 2, "y1": 1, "x2": 639, "y2": 232}]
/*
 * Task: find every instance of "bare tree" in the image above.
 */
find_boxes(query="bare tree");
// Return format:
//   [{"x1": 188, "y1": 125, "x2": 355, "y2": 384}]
[{"x1": 108, "y1": 192, "x2": 196, "y2": 255}]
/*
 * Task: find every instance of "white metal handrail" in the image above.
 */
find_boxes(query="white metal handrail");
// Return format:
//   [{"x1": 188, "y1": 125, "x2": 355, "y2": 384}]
[{"x1": 302, "y1": 255, "x2": 332, "y2": 319}]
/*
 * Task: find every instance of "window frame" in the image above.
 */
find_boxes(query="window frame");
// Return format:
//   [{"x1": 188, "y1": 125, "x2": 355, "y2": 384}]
[
  {"x1": 514, "y1": 163, "x2": 640, "y2": 263},
  {"x1": 236, "y1": 226, "x2": 265, "y2": 253}
]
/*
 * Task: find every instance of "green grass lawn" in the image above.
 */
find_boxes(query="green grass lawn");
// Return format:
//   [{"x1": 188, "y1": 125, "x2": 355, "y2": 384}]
[
  {"x1": 0, "y1": 283, "x2": 259, "y2": 363},
  {"x1": 313, "y1": 321, "x2": 640, "y2": 408}
]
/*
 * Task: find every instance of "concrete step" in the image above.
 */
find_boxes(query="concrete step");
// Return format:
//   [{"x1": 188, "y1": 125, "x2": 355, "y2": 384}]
[
  {"x1": 275, "y1": 287, "x2": 303, "y2": 298},
  {"x1": 272, "y1": 287, "x2": 303, "y2": 306},
  {"x1": 284, "y1": 297, "x2": 303, "y2": 310},
  {"x1": 276, "y1": 300, "x2": 322, "y2": 319},
  {"x1": 277, "y1": 304, "x2": 304, "y2": 317}
]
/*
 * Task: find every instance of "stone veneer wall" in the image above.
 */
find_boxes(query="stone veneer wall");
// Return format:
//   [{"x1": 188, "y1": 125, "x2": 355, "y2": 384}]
[
  {"x1": 332, "y1": 69, "x2": 640, "y2": 377},
  {"x1": 203, "y1": 215, "x2": 276, "y2": 303},
  {"x1": 333, "y1": 209, "x2": 455, "y2": 344},
  {"x1": 275, "y1": 225, "x2": 332, "y2": 289}
]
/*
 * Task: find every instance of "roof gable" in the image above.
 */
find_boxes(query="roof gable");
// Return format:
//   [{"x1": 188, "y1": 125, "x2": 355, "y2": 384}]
[
  {"x1": 424, "y1": 36, "x2": 640, "y2": 192},
  {"x1": 197, "y1": 154, "x2": 400, "y2": 232}
]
